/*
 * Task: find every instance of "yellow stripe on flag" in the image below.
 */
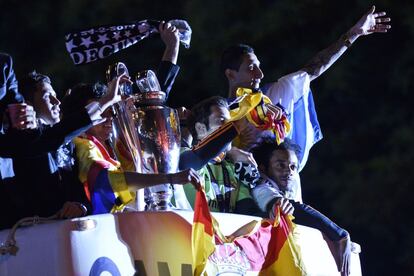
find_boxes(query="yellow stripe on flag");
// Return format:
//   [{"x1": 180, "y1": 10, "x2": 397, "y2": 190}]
[
  {"x1": 260, "y1": 207, "x2": 306, "y2": 275},
  {"x1": 192, "y1": 189, "x2": 215, "y2": 275}
]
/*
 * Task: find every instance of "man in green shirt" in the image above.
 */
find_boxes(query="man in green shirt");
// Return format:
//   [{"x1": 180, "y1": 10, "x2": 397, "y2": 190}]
[{"x1": 182, "y1": 96, "x2": 264, "y2": 216}]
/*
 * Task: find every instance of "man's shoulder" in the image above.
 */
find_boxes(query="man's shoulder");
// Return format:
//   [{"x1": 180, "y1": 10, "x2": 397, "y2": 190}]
[
  {"x1": 261, "y1": 70, "x2": 309, "y2": 89},
  {"x1": 73, "y1": 136, "x2": 95, "y2": 148},
  {"x1": 0, "y1": 53, "x2": 12, "y2": 64}
]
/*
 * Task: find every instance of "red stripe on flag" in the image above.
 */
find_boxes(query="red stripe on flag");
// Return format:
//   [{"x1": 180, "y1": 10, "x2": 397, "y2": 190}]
[
  {"x1": 193, "y1": 190, "x2": 214, "y2": 236},
  {"x1": 261, "y1": 215, "x2": 291, "y2": 269},
  {"x1": 87, "y1": 160, "x2": 111, "y2": 194},
  {"x1": 233, "y1": 208, "x2": 294, "y2": 272}
]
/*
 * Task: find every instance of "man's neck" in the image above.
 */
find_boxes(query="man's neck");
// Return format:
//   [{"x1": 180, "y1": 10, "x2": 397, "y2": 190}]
[
  {"x1": 261, "y1": 173, "x2": 295, "y2": 198},
  {"x1": 228, "y1": 86, "x2": 237, "y2": 98}
]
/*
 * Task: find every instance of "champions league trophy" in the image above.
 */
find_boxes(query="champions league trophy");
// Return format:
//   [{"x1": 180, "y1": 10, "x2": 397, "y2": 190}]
[
  {"x1": 106, "y1": 63, "x2": 180, "y2": 211},
  {"x1": 134, "y1": 70, "x2": 181, "y2": 210},
  {"x1": 106, "y1": 62, "x2": 142, "y2": 170},
  {"x1": 106, "y1": 63, "x2": 145, "y2": 210}
]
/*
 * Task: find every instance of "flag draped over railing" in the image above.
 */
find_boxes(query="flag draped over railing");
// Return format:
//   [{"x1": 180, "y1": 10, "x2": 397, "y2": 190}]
[
  {"x1": 192, "y1": 189, "x2": 216, "y2": 275},
  {"x1": 192, "y1": 189, "x2": 307, "y2": 275},
  {"x1": 64, "y1": 19, "x2": 191, "y2": 65}
]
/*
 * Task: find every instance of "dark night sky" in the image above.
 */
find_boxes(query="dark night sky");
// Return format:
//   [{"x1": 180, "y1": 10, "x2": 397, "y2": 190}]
[{"x1": 1, "y1": 0, "x2": 413, "y2": 275}]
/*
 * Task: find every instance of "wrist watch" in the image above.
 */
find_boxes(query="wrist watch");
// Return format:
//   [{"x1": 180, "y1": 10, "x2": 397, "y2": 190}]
[{"x1": 343, "y1": 34, "x2": 352, "y2": 48}]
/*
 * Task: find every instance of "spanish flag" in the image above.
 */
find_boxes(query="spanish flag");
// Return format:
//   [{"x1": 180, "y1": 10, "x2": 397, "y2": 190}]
[
  {"x1": 235, "y1": 208, "x2": 306, "y2": 275},
  {"x1": 229, "y1": 87, "x2": 291, "y2": 145},
  {"x1": 192, "y1": 189, "x2": 306, "y2": 275},
  {"x1": 74, "y1": 135, "x2": 135, "y2": 214},
  {"x1": 192, "y1": 189, "x2": 215, "y2": 275}
]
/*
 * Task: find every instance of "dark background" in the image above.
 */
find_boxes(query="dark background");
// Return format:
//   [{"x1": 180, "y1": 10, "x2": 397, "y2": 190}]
[{"x1": 1, "y1": 0, "x2": 413, "y2": 275}]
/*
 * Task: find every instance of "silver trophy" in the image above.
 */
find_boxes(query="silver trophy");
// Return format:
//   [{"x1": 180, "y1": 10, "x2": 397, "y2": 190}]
[
  {"x1": 106, "y1": 63, "x2": 145, "y2": 210},
  {"x1": 133, "y1": 70, "x2": 181, "y2": 211},
  {"x1": 106, "y1": 64, "x2": 181, "y2": 211}
]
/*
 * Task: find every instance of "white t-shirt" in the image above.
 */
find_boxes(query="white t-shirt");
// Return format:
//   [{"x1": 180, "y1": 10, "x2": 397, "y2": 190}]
[{"x1": 265, "y1": 70, "x2": 311, "y2": 114}]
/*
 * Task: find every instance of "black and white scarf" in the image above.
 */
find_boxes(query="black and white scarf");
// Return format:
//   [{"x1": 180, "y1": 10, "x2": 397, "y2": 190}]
[{"x1": 64, "y1": 19, "x2": 191, "y2": 65}]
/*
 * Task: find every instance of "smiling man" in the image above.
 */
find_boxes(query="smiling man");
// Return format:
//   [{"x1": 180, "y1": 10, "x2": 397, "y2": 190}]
[
  {"x1": 23, "y1": 74, "x2": 61, "y2": 126},
  {"x1": 7, "y1": 72, "x2": 91, "y2": 222},
  {"x1": 221, "y1": 6, "x2": 391, "y2": 172},
  {"x1": 0, "y1": 71, "x2": 130, "y2": 229}
]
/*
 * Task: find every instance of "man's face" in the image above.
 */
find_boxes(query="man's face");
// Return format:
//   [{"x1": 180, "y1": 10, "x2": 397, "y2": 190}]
[
  {"x1": 267, "y1": 149, "x2": 299, "y2": 192},
  {"x1": 86, "y1": 108, "x2": 114, "y2": 142},
  {"x1": 32, "y1": 82, "x2": 61, "y2": 126},
  {"x1": 195, "y1": 104, "x2": 232, "y2": 151},
  {"x1": 230, "y1": 52, "x2": 264, "y2": 90}
]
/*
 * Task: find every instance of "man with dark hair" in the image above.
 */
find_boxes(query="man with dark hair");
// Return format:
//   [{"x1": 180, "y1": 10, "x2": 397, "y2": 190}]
[
  {"x1": 63, "y1": 82, "x2": 201, "y2": 214},
  {"x1": 251, "y1": 138, "x2": 352, "y2": 275},
  {"x1": 0, "y1": 21, "x2": 186, "y2": 228},
  {"x1": 252, "y1": 138, "x2": 302, "y2": 201},
  {"x1": 19, "y1": 72, "x2": 61, "y2": 126},
  {"x1": 221, "y1": 6, "x2": 391, "y2": 172},
  {"x1": 187, "y1": 96, "x2": 230, "y2": 143},
  {"x1": 9, "y1": 71, "x2": 90, "y2": 222},
  {"x1": 181, "y1": 96, "x2": 264, "y2": 215},
  {"x1": 0, "y1": 71, "x2": 127, "y2": 230},
  {"x1": 220, "y1": 44, "x2": 254, "y2": 82}
]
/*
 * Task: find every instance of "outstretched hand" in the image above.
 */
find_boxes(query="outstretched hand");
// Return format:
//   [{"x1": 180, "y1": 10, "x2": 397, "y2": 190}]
[
  {"x1": 171, "y1": 168, "x2": 202, "y2": 190},
  {"x1": 350, "y1": 6, "x2": 391, "y2": 37}
]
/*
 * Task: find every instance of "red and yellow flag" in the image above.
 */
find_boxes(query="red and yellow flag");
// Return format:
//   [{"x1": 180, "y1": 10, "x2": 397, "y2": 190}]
[
  {"x1": 235, "y1": 208, "x2": 306, "y2": 275},
  {"x1": 230, "y1": 87, "x2": 291, "y2": 145},
  {"x1": 192, "y1": 189, "x2": 215, "y2": 275},
  {"x1": 192, "y1": 189, "x2": 306, "y2": 275}
]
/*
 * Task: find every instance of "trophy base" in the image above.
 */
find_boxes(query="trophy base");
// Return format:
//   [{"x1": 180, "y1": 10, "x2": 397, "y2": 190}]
[
  {"x1": 146, "y1": 191, "x2": 175, "y2": 211},
  {"x1": 147, "y1": 202, "x2": 175, "y2": 211}
]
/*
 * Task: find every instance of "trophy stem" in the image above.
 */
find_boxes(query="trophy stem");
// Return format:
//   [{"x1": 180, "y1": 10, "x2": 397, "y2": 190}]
[{"x1": 146, "y1": 184, "x2": 174, "y2": 211}]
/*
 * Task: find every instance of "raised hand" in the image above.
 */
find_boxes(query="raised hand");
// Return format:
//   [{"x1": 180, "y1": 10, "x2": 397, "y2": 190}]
[
  {"x1": 350, "y1": 5, "x2": 391, "y2": 36},
  {"x1": 159, "y1": 21, "x2": 180, "y2": 49},
  {"x1": 7, "y1": 103, "x2": 37, "y2": 130},
  {"x1": 100, "y1": 73, "x2": 132, "y2": 111},
  {"x1": 159, "y1": 21, "x2": 180, "y2": 64}
]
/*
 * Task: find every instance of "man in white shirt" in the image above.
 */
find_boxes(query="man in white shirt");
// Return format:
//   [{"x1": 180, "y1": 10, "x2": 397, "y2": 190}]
[
  {"x1": 221, "y1": 6, "x2": 391, "y2": 171},
  {"x1": 251, "y1": 138, "x2": 352, "y2": 275}
]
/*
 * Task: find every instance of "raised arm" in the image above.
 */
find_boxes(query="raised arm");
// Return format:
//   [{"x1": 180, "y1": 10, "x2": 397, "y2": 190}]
[
  {"x1": 0, "y1": 74, "x2": 128, "y2": 157},
  {"x1": 302, "y1": 6, "x2": 391, "y2": 81},
  {"x1": 157, "y1": 21, "x2": 181, "y2": 96},
  {"x1": 0, "y1": 54, "x2": 24, "y2": 125},
  {"x1": 159, "y1": 21, "x2": 180, "y2": 65}
]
